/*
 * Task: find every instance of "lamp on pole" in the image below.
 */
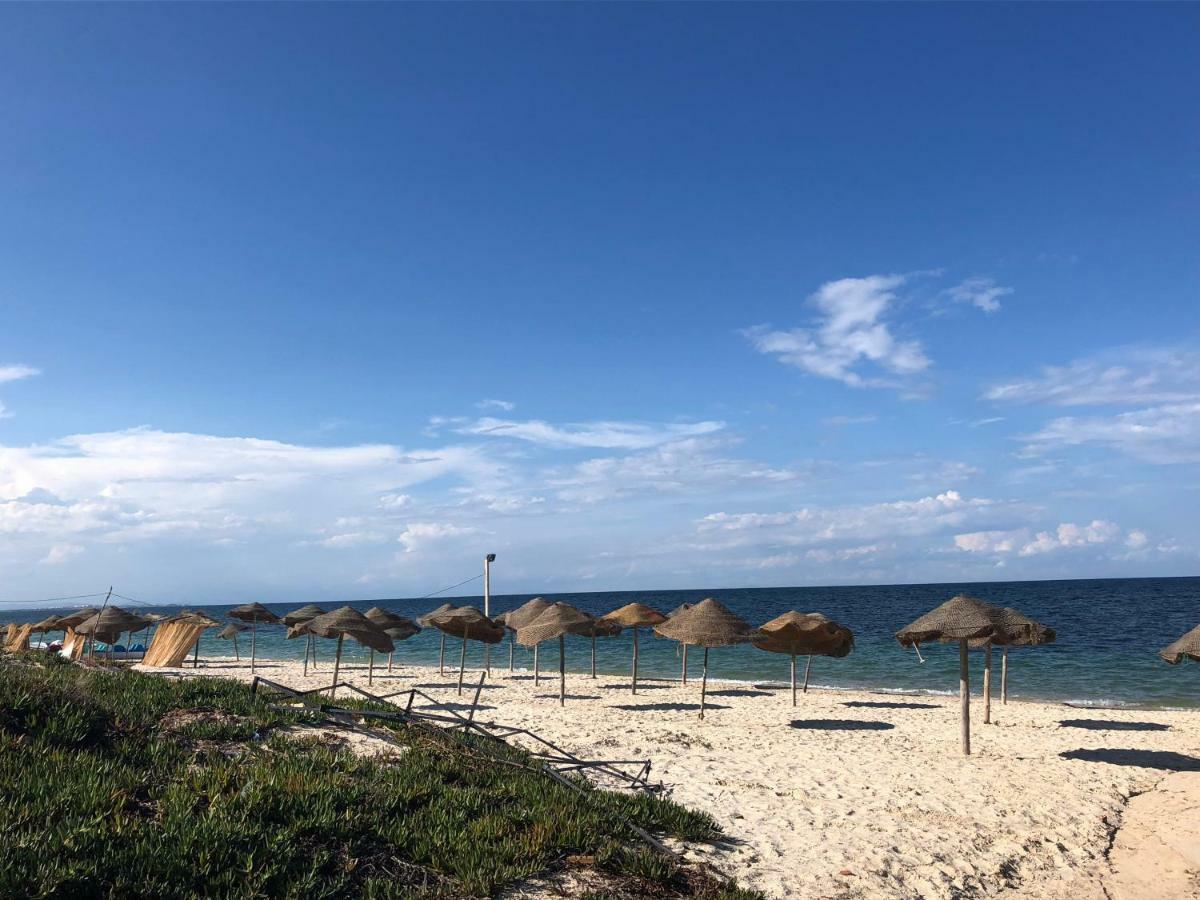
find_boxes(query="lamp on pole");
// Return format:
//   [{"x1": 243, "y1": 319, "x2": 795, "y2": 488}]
[{"x1": 483, "y1": 553, "x2": 496, "y2": 674}]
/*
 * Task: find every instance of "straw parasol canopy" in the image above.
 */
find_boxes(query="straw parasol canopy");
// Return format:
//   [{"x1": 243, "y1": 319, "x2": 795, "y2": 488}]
[
  {"x1": 969, "y1": 607, "x2": 1056, "y2": 714},
  {"x1": 216, "y1": 622, "x2": 248, "y2": 661},
  {"x1": 602, "y1": 602, "x2": 668, "y2": 695},
  {"x1": 282, "y1": 604, "x2": 326, "y2": 626},
  {"x1": 499, "y1": 597, "x2": 554, "y2": 680},
  {"x1": 57, "y1": 607, "x2": 101, "y2": 631},
  {"x1": 304, "y1": 606, "x2": 395, "y2": 698},
  {"x1": 427, "y1": 606, "x2": 504, "y2": 694},
  {"x1": 226, "y1": 603, "x2": 280, "y2": 673},
  {"x1": 654, "y1": 598, "x2": 756, "y2": 719},
  {"x1": 1161, "y1": 625, "x2": 1200, "y2": 665},
  {"x1": 75, "y1": 606, "x2": 150, "y2": 641},
  {"x1": 365, "y1": 607, "x2": 421, "y2": 681},
  {"x1": 753, "y1": 611, "x2": 854, "y2": 705},
  {"x1": 30, "y1": 615, "x2": 64, "y2": 634},
  {"x1": 897, "y1": 595, "x2": 1021, "y2": 756},
  {"x1": 516, "y1": 602, "x2": 603, "y2": 705}
]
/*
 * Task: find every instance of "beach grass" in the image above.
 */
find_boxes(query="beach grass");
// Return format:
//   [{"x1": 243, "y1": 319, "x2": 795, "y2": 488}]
[{"x1": 0, "y1": 653, "x2": 756, "y2": 898}]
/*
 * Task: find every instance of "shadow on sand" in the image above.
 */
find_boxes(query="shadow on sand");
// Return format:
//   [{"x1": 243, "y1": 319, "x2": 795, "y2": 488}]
[
  {"x1": 412, "y1": 682, "x2": 507, "y2": 690},
  {"x1": 843, "y1": 700, "x2": 938, "y2": 710},
  {"x1": 599, "y1": 683, "x2": 674, "y2": 692},
  {"x1": 1059, "y1": 748, "x2": 1200, "y2": 771},
  {"x1": 706, "y1": 688, "x2": 774, "y2": 698},
  {"x1": 534, "y1": 693, "x2": 602, "y2": 701},
  {"x1": 789, "y1": 719, "x2": 894, "y2": 731},
  {"x1": 610, "y1": 702, "x2": 730, "y2": 712},
  {"x1": 1059, "y1": 719, "x2": 1170, "y2": 732},
  {"x1": 414, "y1": 701, "x2": 497, "y2": 713}
]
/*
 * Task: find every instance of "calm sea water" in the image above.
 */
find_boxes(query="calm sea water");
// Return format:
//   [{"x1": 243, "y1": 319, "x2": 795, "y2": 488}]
[{"x1": 10, "y1": 577, "x2": 1200, "y2": 708}]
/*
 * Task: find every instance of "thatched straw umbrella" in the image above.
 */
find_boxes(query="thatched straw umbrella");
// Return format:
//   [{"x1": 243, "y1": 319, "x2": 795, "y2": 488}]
[
  {"x1": 303, "y1": 606, "x2": 394, "y2": 699},
  {"x1": 897, "y1": 595, "x2": 1029, "y2": 755},
  {"x1": 364, "y1": 607, "x2": 420, "y2": 683},
  {"x1": 426, "y1": 606, "x2": 504, "y2": 695},
  {"x1": 217, "y1": 622, "x2": 249, "y2": 661},
  {"x1": 418, "y1": 602, "x2": 459, "y2": 675},
  {"x1": 227, "y1": 603, "x2": 281, "y2": 673},
  {"x1": 969, "y1": 608, "x2": 1055, "y2": 720},
  {"x1": 654, "y1": 598, "x2": 755, "y2": 719},
  {"x1": 170, "y1": 611, "x2": 221, "y2": 667},
  {"x1": 282, "y1": 604, "x2": 326, "y2": 676},
  {"x1": 516, "y1": 602, "x2": 604, "y2": 704},
  {"x1": 753, "y1": 611, "x2": 854, "y2": 706},
  {"x1": 57, "y1": 607, "x2": 99, "y2": 630},
  {"x1": 76, "y1": 607, "x2": 151, "y2": 661},
  {"x1": 1160, "y1": 624, "x2": 1200, "y2": 665},
  {"x1": 666, "y1": 603, "x2": 693, "y2": 683},
  {"x1": 30, "y1": 615, "x2": 64, "y2": 638},
  {"x1": 500, "y1": 597, "x2": 553, "y2": 682},
  {"x1": 602, "y1": 602, "x2": 668, "y2": 695}
]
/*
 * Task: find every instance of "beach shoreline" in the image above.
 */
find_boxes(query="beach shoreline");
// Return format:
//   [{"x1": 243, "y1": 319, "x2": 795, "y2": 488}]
[{"x1": 138, "y1": 653, "x2": 1200, "y2": 899}]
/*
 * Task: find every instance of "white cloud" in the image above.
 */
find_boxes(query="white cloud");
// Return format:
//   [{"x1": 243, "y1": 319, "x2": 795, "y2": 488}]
[
  {"x1": 745, "y1": 274, "x2": 930, "y2": 389},
  {"x1": 986, "y1": 347, "x2": 1200, "y2": 407},
  {"x1": 945, "y1": 277, "x2": 1011, "y2": 313},
  {"x1": 0, "y1": 365, "x2": 39, "y2": 384},
  {"x1": 397, "y1": 522, "x2": 477, "y2": 553},
  {"x1": 378, "y1": 492, "x2": 412, "y2": 510},
  {"x1": 453, "y1": 416, "x2": 725, "y2": 450},
  {"x1": 476, "y1": 399, "x2": 515, "y2": 412},
  {"x1": 955, "y1": 519, "x2": 1130, "y2": 557},
  {"x1": 40, "y1": 543, "x2": 83, "y2": 565},
  {"x1": 1126, "y1": 530, "x2": 1149, "y2": 549},
  {"x1": 1020, "y1": 402, "x2": 1200, "y2": 464}
]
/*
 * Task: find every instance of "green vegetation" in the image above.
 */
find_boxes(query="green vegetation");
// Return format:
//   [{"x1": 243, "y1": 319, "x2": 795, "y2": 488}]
[{"x1": 0, "y1": 653, "x2": 758, "y2": 899}]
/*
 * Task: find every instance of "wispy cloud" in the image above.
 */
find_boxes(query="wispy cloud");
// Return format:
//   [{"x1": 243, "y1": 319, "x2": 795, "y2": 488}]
[
  {"x1": 986, "y1": 346, "x2": 1200, "y2": 407},
  {"x1": 476, "y1": 398, "x2": 516, "y2": 412},
  {"x1": 945, "y1": 277, "x2": 1011, "y2": 313},
  {"x1": 0, "y1": 364, "x2": 39, "y2": 384},
  {"x1": 1020, "y1": 402, "x2": 1200, "y2": 464},
  {"x1": 451, "y1": 416, "x2": 725, "y2": 450},
  {"x1": 744, "y1": 274, "x2": 930, "y2": 389},
  {"x1": 955, "y1": 519, "x2": 1129, "y2": 557}
]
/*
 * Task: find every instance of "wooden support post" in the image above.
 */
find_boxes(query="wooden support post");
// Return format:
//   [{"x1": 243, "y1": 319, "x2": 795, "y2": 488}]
[
  {"x1": 303, "y1": 632, "x2": 309, "y2": 678},
  {"x1": 632, "y1": 627, "x2": 640, "y2": 695},
  {"x1": 369, "y1": 649, "x2": 375, "y2": 686},
  {"x1": 388, "y1": 651, "x2": 394, "y2": 673},
  {"x1": 983, "y1": 643, "x2": 992, "y2": 725},
  {"x1": 791, "y1": 654, "x2": 797, "y2": 706},
  {"x1": 193, "y1": 633, "x2": 200, "y2": 669},
  {"x1": 682, "y1": 643, "x2": 688, "y2": 685},
  {"x1": 457, "y1": 635, "x2": 468, "y2": 696},
  {"x1": 438, "y1": 634, "x2": 446, "y2": 676},
  {"x1": 509, "y1": 634, "x2": 514, "y2": 673},
  {"x1": 803, "y1": 655, "x2": 812, "y2": 693},
  {"x1": 700, "y1": 647, "x2": 709, "y2": 720},
  {"x1": 1001, "y1": 647, "x2": 1009, "y2": 705},
  {"x1": 250, "y1": 621, "x2": 257, "y2": 674},
  {"x1": 233, "y1": 633, "x2": 240, "y2": 662},
  {"x1": 534, "y1": 643, "x2": 540, "y2": 686},
  {"x1": 331, "y1": 633, "x2": 344, "y2": 700},
  {"x1": 959, "y1": 638, "x2": 971, "y2": 756},
  {"x1": 591, "y1": 634, "x2": 597, "y2": 678},
  {"x1": 559, "y1": 635, "x2": 566, "y2": 707}
]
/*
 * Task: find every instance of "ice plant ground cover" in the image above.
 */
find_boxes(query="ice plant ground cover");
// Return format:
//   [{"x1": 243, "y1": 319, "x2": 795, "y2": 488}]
[{"x1": 0, "y1": 653, "x2": 757, "y2": 899}]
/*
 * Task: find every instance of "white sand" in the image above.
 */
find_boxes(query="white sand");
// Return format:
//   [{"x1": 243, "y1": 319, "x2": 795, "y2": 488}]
[{"x1": 139, "y1": 654, "x2": 1200, "y2": 899}]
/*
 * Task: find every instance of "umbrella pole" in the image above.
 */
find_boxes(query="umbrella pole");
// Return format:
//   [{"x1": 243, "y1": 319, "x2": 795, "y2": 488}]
[
  {"x1": 983, "y1": 644, "x2": 992, "y2": 725},
  {"x1": 534, "y1": 643, "x2": 540, "y2": 686},
  {"x1": 439, "y1": 634, "x2": 446, "y2": 676},
  {"x1": 331, "y1": 634, "x2": 343, "y2": 700},
  {"x1": 959, "y1": 638, "x2": 971, "y2": 756},
  {"x1": 591, "y1": 634, "x2": 597, "y2": 678},
  {"x1": 457, "y1": 635, "x2": 468, "y2": 696},
  {"x1": 193, "y1": 633, "x2": 200, "y2": 669},
  {"x1": 303, "y1": 632, "x2": 309, "y2": 678},
  {"x1": 682, "y1": 643, "x2": 688, "y2": 685},
  {"x1": 310, "y1": 632, "x2": 318, "y2": 669},
  {"x1": 1001, "y1": 647, "x2": 1008, "y2": 704},
  {"x1": 250, "y1": 621, "x2": 257, "y2": 674},
  {"x1": 369, "y1": 649, "x2": 375, "y2": 685},
  {"x1": 632, "y1": 627, "x2": 639, "y2": 695},
  {"x1": 803, "y1": 655, "x2": 812, "y2": 693},
  {"x1": 791, "y1": 654, "x2": 797, "y2": 706},
  {"x1": 508, "y1": 634, "x2": 514, "y2": 673},
  {"x1": 700, "y1": 647, "x2": 709, "y2": 720},
  {"x1": 388, "y1": 651, "x2": 394, "y2": 673},
  {"x1": 233, "y1": 633, "x2": 240, "y2": 662},
  {"x1": 559, "y1": 635, "x2": 566, "y2": 707}
]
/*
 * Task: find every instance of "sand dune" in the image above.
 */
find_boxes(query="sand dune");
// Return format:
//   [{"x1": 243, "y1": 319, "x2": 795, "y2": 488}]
[{"x1": 140, "y1": 655, "x2": 1200, "y2": 899}]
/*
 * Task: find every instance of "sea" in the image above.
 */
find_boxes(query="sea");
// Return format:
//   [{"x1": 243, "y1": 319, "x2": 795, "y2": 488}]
[{"x1": 7, "y1": 576, "x2": 1200, "y2": 709}]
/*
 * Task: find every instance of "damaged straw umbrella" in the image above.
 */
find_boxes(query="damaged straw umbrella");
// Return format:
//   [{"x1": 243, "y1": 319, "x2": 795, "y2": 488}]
[
  {"x1": 516, "y1": 602, "x2": 604, "y2": 704},
  {"x1": 303, "y1": 606, "x2": 394, "y2": 700},
  {"x1": 75, "y1": 607, "x2": 150, "y2": 663},
  {"x1": 427, "y1": 606, "x2": 505, "y2": 695},
  {"x1": 602, "y1": 602, "x2": 668, "y2": 695},
  {"x1": 217, "y1": 622, "x2": 249, "y2": 661},
  {"x1": 994, "y1": 607, "x2": 1055, "y2": 708},
  {"x1": 175, "y1": 611, "x2": 221, "y2": 668},
  {"x1": 364, "y1": 607, "x2": 420, "y2": 683},
  {"x1": 654, "y1": 598, "x2": 756, "y2": 720},
  {"x1": 897, "y1": 595, "x2": 1027, "y2": 756},
  {"x1": 753, "y1": 611, "x2": 854, "y2": 706},
  {"x1": 1160, "y1": 624, "x2": 1200, "y2": 667},
  {"x1": 418, "y1": 603, "x2": 459, "y2": 676},
  {"x1": 282, "y1": 604, "x2": 326, "y2": 676},
  {"x1": 500, "y1": 597, "x2": 553, "y2": 683},
  {"x1": 227, "y1": 603, "x2": 281, "y2": 674},
  {"x1": 30, "y1": 615, "x2": 64, "y2": 648}
]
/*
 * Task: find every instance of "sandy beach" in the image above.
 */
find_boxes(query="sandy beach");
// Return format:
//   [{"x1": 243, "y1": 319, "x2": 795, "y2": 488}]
[{"x1": 137, "y1": 654, "x2": 1200, "y2": 899}]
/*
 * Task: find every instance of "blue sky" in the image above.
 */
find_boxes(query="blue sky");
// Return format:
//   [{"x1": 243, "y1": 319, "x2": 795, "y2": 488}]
[{"x1": 1, "y1": 4, "x2": 1197, "y2": 603}]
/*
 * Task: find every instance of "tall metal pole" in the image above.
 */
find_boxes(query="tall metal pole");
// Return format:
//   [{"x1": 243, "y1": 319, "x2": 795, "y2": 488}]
[{"x1": 483, "y1": 554, "x2": 493, "y2": 675}]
